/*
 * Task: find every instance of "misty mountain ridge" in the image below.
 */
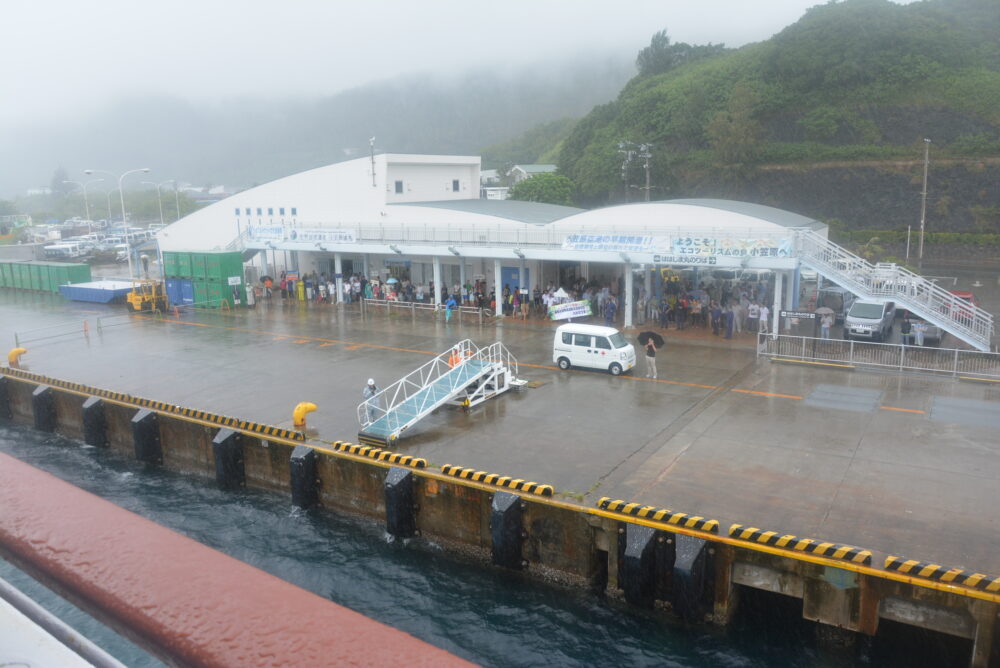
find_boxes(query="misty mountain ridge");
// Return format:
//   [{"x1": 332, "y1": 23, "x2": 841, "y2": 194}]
[{"x1": 0, "y1": 53, "x2": 634, "y2": 197}]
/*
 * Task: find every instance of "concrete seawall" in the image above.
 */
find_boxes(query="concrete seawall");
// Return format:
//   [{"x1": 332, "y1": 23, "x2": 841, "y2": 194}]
[{"x1": 2, "y1": 367, "x2": 998, "y2": 667}]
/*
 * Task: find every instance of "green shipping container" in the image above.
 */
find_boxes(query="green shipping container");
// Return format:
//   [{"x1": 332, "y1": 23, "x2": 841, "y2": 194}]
[
  {"x1": 65, "y1": 263, "x2": 91, "y2": 286},
  {"x1": 49, "y1": 265, "x2": 69, "y2": 293},
  {"x1": 37, "y1": 263, "x2": 54, "y2": 292},
  {"x1": 193, "y1": 280, "x2": 209, "y2": 305},
  {"x1": 163, "y1": 252, "x2": 179, "y2": 278},
  {"x1": 191, "y1": 254, "x2": 207, "y2": 279},
  {"x1": 28, "y1": 263, "x2": 42, "y2": 291},
  {"x1": 205, "y1": 252, "x2": 243, "y2": 282},
  {"x1": 0, "y1": 262, "x2": 9, "y2": 288},
  {"x1": 177, "y1": 252, "x2": 192, "y2": 278},
  {"x1": 12, "y1": 263, "x2": 24, "y2": 289}
]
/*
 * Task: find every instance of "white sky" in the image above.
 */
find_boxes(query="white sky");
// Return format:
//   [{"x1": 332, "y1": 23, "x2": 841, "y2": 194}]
[{"x1": 1, "y1": 0, "x2": 860, "y2": 126}]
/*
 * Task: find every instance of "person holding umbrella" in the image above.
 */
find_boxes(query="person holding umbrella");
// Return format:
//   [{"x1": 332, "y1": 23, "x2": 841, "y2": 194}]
[{"x1": 638, "y1": 331, "x2": 664, "y2": 379}]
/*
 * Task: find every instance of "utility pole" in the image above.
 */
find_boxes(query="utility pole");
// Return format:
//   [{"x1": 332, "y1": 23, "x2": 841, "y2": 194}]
[
  {"x1": 618, "y1": 141, "x2": 635, "y2": 203},
  {"x1": 918, "y1": 138, "x2": 931, "y2": 267},
  {"x1": 638, "y1": 143, "x2": 653, "y2": 202}
]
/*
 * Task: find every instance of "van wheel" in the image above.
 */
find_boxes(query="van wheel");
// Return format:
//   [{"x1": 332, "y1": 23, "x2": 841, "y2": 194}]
[
  {"x1": 609, "y1": 363, "x2": 623, "y2": 376},
  {"x1": 557, "y1": 357, "x2": 570, "y2": 370}
]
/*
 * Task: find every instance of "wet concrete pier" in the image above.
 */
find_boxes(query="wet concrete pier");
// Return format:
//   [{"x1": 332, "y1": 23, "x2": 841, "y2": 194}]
[{"x1": 3, "y1": 292, "x2": 1000, "y2": 664}]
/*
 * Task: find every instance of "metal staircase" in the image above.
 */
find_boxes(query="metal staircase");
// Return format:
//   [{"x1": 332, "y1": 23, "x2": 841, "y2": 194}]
[
  {"x1": 357, "y1": 339, "x2": 524, "y2": 446},
  {"x1": 794, "y1": 229, "x2": 994, "y2": 351}
]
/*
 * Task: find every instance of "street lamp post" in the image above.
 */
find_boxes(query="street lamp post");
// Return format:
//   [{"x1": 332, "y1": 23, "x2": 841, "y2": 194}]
[
  {"x1": 62, "y1": 178, "x2": 104, "y2": 233},
  {"x1": 87, "y1": 168, "x2": 151, "y2": 278},
  {"x1": 142, "y1": 180, "x2": 172, "y2": 226},
  {"x1": 171, "y1": 180, "x2": 181, "y2": 221},
  {"x1": 918, "y1": 138, "x2": 931, "y2": 267}
]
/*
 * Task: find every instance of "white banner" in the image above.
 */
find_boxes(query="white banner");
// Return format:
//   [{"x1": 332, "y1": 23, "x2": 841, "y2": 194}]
[
  {"x1": 288, "y1": 228, "x2": 356, "y2": 243},
  {"x1": 548, "y1": 299, "x2": 593, "y2": 321}
]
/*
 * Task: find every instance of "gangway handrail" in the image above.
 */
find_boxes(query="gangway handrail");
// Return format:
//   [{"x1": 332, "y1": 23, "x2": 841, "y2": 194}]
[
  {"x1": 794, "y1": 229, "x2": 993, "y2": 351},
  {"x1": 357, "y1": 339, "x2": 519, "y2": 437}
]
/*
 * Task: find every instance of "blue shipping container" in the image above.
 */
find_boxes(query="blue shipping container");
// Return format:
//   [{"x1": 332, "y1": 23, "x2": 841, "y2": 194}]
[
  {"x1": 165, "y1": 279, "x2": 182, "y2": 306},
  {"x1": 180, "y1": 280, "x2": 195, "y2": 305}
]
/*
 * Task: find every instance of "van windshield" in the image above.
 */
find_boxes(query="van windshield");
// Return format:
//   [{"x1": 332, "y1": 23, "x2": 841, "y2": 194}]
[
  {"x1": 848, "y1": 303, "x2": 884, "y2": 319},
  {"x1": 609, "y1": 332, "x2": 628, "y2": 349}
]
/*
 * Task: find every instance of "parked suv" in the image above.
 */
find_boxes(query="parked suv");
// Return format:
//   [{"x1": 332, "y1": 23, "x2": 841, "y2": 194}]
[{"x1": 844, "y1": 300, "x2": 895, "y2": 342}]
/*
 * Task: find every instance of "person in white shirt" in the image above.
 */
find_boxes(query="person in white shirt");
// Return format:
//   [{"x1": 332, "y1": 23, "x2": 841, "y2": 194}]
[{"x1": 758, "y1": 304, "x2": 770, "y2": 333}]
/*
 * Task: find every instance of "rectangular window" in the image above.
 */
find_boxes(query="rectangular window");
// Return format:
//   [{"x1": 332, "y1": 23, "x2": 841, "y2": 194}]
[
  {"x1": 267, "y1": 208, "x2": 274, "y2": 216},
  {"x1": 279, "y1": 207, "x2": 285, "y2": 216},
  {"x1": 291, "y1": 207, "x2": 297, "y2": 216},
  {"x1": 395, "y1": 180, "x2": 403, "y2": 194},
  {"x1": 562, "y1": 332, "x2": 572, "y2": 345},
  {"x1": 594, "y1": 337, "x2": 611, "y2": 350},
  {"x1": 573, "y1": 334, "x2": 592, "y2": 347},
  {"x1": 245, "y1": 208, "x2": 251, "y2": 216},
  {"x1": 234, "y1": 207, "x2": 240, "y2": 216},
  {"x1": 256, "y1": 208, "x2": 262, "y2": 216},
  {"x1": 452, "y1": 179, "x2": 460, "y2": 192}
]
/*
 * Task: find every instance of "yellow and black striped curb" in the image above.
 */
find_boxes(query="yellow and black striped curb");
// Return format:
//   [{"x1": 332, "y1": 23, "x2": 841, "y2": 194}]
[
  {"x1": 885, "y1": 556, "x2": 1000, "y2": 592},
  {"x1": 1, "y1": 367, "x2": 305, "y2": 441},
  {"x1": 357, "y1": 432, "x2": 396, "y2": 448},
  {"x1": 330, "y1": 441, "x2": 427, "y2": 469},
  {"x1": 596, "y1": 497, "x2": 720, "y2": 534},
  {"x1": 729, "y1": 524, "x2": 872, "y2": 565},
  {"x1": 440, "y1": 464, "x2": 554, "y2": 497}
]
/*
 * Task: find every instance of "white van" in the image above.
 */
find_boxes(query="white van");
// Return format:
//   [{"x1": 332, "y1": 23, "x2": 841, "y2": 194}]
[
  {"x1": 844, "y1": 299, "x2": 896, "y2": 342},
  {"x1": 553, "y1": 324, "x2": 636, "y2": 376}
]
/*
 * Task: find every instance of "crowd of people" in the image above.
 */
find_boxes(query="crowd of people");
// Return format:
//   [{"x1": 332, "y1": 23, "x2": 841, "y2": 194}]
[{"x1": 250, "y1": 269, "x2": 775, "y2": 339}]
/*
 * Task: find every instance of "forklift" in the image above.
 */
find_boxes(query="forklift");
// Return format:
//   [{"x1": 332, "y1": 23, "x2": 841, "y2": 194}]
[{"x1": 126, "y1": 279, "x2": 168, "y2": 312}]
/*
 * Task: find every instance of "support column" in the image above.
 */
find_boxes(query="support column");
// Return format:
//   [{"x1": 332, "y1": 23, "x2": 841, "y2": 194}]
[
  {"x1": 790, "y1": 268, "x2": 800, "y2": 309},
  {"x1": 624, "y1": 263, "x2": 634, "y2": 329},
  {"x1": 334, "y1": 253, "x2": 344, "y2": 305},
  {"x1": 644, "y1": 265, "x2": 652, "y2": 297},
  {"x1": 363, "y1": 254, "x2": 370, "y2": 280},
  {"x1": 459, "y1": 260, "x2": 466, "y2": 305},
  {"x1": 494, "y1": 259, "x2": 503, "y2": 318},
  {"x1": 579, "y1": 261, "x2": 589, "y2": 282},
  {"x1": 771, "y1": 270, "x2": 783, "y2": 336},
  {"x1": 433, "y1": 256, "x2": 442, "y2": 308}
]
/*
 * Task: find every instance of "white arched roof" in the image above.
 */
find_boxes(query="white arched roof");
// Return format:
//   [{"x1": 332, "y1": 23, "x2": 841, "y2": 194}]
[{"x1": 549, "y1": 200, "x2": 825, "y2": 234}]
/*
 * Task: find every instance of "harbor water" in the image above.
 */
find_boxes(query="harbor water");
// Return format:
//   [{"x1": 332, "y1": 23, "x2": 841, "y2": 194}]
[{"x1": 0, "y1": 424, "x2": 971, "y2": 667}]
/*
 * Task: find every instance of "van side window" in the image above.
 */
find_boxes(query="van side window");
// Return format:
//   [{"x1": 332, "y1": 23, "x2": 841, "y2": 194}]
[
  {"x1": 594, "y1": 337, "x2": 611, "y2": 350},
  {"x1": 562, "y1": 332, "x2": 573, "y2": 345},
  {"x1": 573, "y1": 334, "x2": 592, "y2": 347}
]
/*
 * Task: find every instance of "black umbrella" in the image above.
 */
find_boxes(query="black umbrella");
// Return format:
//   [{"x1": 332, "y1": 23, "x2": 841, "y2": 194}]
[{"x1": 638, "y1": 331, "x2": 664, "y2": 347}]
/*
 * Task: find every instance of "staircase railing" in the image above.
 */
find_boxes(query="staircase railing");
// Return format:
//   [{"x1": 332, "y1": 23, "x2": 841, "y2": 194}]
[
  {"x1": 358, "y1": 339, "x2": 478, "y2": 431},
  {"x1": 794, "y1": 229, "x2": 993, "y2": 351}
]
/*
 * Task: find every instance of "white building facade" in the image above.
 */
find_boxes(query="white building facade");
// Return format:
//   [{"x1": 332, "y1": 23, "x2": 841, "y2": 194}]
[{"x1": 156, "y1": 153, "x2": 824, "y2": 331}]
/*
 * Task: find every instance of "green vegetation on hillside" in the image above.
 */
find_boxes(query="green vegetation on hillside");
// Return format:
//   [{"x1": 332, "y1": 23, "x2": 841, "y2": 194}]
[{"x1": 555, "y1": 0, "x2": 1000, "y2": 209}]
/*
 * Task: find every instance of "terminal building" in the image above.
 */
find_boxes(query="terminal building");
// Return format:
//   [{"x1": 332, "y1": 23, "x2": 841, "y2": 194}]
[{"x1": 156, "y1": 153, "x2": 993, "y2": 350}]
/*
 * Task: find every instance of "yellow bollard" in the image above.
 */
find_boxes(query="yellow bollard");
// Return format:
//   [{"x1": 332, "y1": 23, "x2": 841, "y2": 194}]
[
  {"x1": 8, "y1": 347, "x2": 27, "y2": 368},
  {"x1": 293, "y1": 401, "x2": 317, "y2": 428}
]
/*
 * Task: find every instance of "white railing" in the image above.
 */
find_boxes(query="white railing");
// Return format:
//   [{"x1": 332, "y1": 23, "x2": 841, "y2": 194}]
[
  {"x1": 357, "y1": 338, "x2": 517, "y2": 433},
  {"x1": 360, "y1": 298, "x2": 491, "y2": 322},
  {"x1": 757, "y1": 333, "x2": 1000, "y2": 379},
  {"x1": 794, "y1": 229, "x2": 993, "y2": 351}
]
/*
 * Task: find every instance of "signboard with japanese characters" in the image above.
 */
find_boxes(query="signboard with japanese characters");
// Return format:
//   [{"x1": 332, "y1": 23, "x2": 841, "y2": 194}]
[
  {"x1": 561, "y1": 234, "x2": 665, "y2": 253},
  {"x1": 548, "y1": 299, "x2": 593, "y2": 321},
  {"x1": 669, "y1": 236, "x2": 793, "y2": 258},
  {"x1": 247, "y1": 225, "x2": 284, "y2": 242},
  {"x1": 287, "y1": 228, "x2": 356, "y2": 243}
]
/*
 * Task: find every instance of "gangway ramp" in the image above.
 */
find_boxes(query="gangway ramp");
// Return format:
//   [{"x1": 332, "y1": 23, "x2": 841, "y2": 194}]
[{"x1": 357, "y1": 339, "x2": 524, "y2": 447}]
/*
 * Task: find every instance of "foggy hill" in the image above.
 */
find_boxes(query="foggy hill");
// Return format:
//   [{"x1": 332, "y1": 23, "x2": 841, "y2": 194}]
[
  {"x1": 529, "y1": 0, "x2": 1000, "y2": 232},
  {"x1": 0, "y1": 54, "x2": 633, "y2": 197}
]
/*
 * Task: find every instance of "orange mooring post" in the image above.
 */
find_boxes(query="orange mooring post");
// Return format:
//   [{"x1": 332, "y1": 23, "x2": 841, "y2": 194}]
[
  {"x1": 82, "y1": 320, "x2": 89, "y2": 336},
  {"x1": 173, "y1": 305, "x2": 180, "y2": 318},
  {"x1": 0, "y1": 453, "x2": 472, "y2": 667},
  {"x1": 7, "y1": 347, "x2": 26, "y2": 368},
  {"x1": 293, "y1": 401, "x2": 317, "y2": 428}
]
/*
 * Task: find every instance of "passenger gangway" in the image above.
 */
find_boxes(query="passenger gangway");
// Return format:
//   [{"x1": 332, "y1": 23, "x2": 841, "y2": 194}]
[
  {"x1": 357, "y1": 339, "x2": 524, "y2": 447},
  {"x1": 795, "y1": 229, "x2": 994, "y2": 351}
]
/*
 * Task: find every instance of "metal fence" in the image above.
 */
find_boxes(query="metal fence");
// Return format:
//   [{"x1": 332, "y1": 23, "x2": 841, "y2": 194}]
[
  {"x1": 757, "y1": 333, "x2": 1000, "y2": 379},
  {"x1": 360, "y1": 298, "x2": 491, "y2": 323},
  {"x1": 13, "y1": 320, "x2": 90, "y2": 346}
]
